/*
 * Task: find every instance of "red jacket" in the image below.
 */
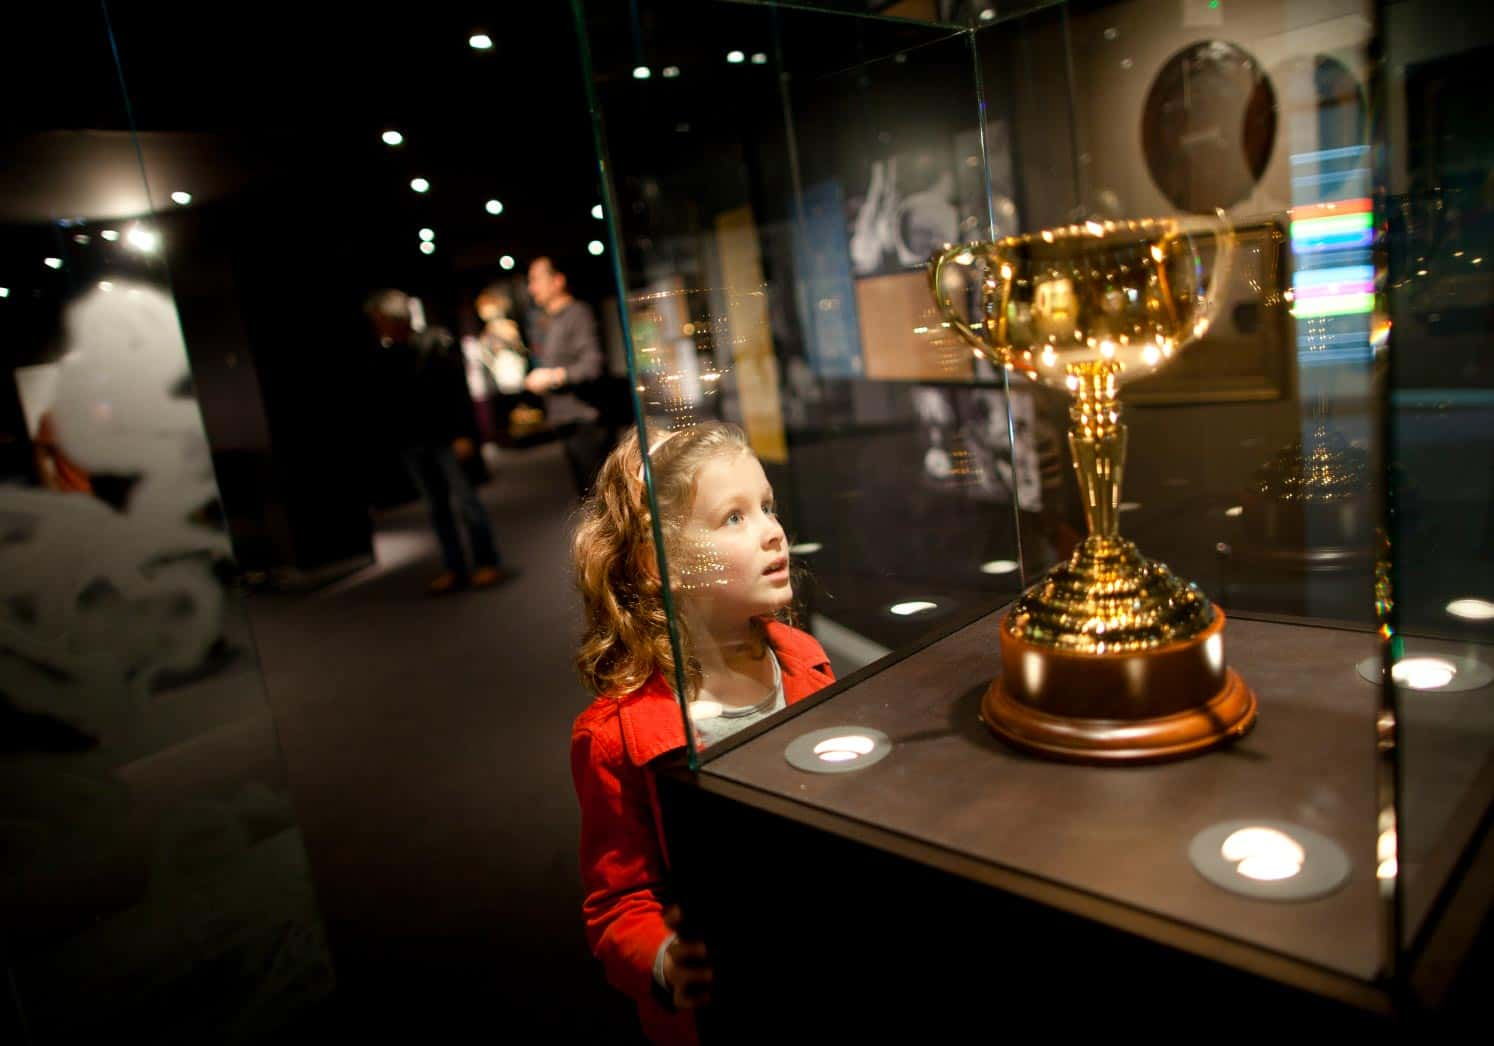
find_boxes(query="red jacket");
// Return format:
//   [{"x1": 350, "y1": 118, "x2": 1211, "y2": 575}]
[{"x1": 570, "y1": 621, "x2": 834, "y2": 1045}]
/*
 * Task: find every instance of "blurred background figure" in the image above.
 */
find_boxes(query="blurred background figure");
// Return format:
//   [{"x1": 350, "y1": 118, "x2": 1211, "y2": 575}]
[
  {"x1": 366, "y1": 289, "x2": 509, "y2": 595},
  {"x1": 525, "y1": 256, "x2": 610, "y2": 496},
  {"x1": 463, "y1": 282, "x2": 535, "y2": 459}
]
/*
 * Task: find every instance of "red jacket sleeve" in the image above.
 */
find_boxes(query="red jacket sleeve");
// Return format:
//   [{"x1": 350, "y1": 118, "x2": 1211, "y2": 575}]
[{"x1": 570, "y1": 716, "x2": 673, "y2": 1004}]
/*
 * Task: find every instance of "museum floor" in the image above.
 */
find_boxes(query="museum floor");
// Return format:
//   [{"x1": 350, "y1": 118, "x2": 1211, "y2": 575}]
[{"x1": 243, "y1": 442, "x2": 645, "y2": 1041}]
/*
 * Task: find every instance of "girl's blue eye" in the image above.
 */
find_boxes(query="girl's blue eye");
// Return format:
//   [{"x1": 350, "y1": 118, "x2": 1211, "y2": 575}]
[{"x1": 725, "y1": 510, "x2": 743, "y2": 525}]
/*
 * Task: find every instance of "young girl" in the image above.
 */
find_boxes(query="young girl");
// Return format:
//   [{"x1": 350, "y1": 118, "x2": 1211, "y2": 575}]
[{"x1": 569, "y1": 422, "x2": 834, "y2": 1045}]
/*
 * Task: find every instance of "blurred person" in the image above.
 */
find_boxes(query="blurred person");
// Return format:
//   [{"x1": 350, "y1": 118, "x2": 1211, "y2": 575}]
[
  {"x1": 464, "y1": 282, "x2": 535, "y2": 444},
  {"x1": 525, "y1": 255, "x2": 609, "y2": 495},
  {"x1": 366, "y1": 289, "x2": 510, "y2": 595}
]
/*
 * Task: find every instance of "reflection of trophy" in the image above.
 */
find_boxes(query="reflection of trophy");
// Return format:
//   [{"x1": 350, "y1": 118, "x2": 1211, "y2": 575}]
[{"x1": 931, "y1": 217, "x2": 1257, "y2": 763}]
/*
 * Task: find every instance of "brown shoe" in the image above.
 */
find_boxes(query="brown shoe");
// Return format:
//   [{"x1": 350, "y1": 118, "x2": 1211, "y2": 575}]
[
  {"x1": 469, "y1": 566, "x2": 512, "y2": 589},
  {"x1": 426, "y1": 571, "x2": 461, "y2": 595}
]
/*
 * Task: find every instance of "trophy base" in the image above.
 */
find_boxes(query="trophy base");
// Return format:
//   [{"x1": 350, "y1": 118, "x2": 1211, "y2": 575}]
[{"x1": 982, "y1": 608, "x2": 1257, "y2": 765}]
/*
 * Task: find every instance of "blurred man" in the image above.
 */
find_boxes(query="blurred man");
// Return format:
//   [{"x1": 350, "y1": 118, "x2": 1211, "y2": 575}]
[
  {"x1": 367, "y1": 290, "x2": 508, "y2": 594},
  {"x1": 525, "y1": 256, "x2": 608, "y2": 496}
]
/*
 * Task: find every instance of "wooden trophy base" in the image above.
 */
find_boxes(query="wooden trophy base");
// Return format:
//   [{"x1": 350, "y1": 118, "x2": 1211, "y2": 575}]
[{"x1": 982, "y1": 609, "x2": 1257, "y2": 765}]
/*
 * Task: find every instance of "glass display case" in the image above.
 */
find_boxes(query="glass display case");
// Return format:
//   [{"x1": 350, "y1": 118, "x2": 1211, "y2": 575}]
[{"x1": 575, "y1": 0, "x2": 1493, "y2": 1026}]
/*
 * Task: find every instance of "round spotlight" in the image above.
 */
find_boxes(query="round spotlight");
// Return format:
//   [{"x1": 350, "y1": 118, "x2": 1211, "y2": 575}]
[
  {"x1": 100, "y1": 229, "x2": 119, "y2": 242},
  {"x1": 499, "y1": 255, "x2": 515, "y2": 271},
  {"x1": 1225, "y1": 505, "x2": 1244, "y2": 517},
  {"x1": 469, "y1": 33, "x2": 493, "y2": 50},
  {"x1": 382, "y1": 130, "x2": 404, "y2": 146},
  {"x1": 0, "y1": 287, "x2": 9, "y2": 298},
  {"x1": 419, "y1": 241, "x2": 436, "y2": 255},
  {"x1": 1190, "y1": 820, "x2": 1350, "y2": 901},
  {"x1": 72, "y1": 233, "x2": 90, "y2": 244},
  {"x1": 889, "y1": 601, "x2": 937, "y2": 616},
  {"x1": 789, "y1": 541, "x2": 822, "y2": 555},
  {"x1": 43, "y1": 257, "x2": 62, "y2": 269},
  {"x1": 1392, "y1": 657, "x2": 1457, "y2": 690},
  {"x1": 126, "y1": 226, "x2": 159, "y2": 253},
  {"x1": 750, "y1": 52, "x2": 768, "y2": 64},
  {"x1": 727, "y1": 50, "x2": 745, "y2": 64},
  {"x1": 486, "y1": 199, "x2": 504, "y2": 215},
  {"x1": 979, "y1": 7, "x2": 997, "y2": 22},
  {"x1": 170, "y1": 191, "x2": 192, "y2": 206},
  {"x1": 1447, "y1": 598, "x2": 1494, "y2": 621},
  {"x1": 410, "y1": 177, "x2": 430, "y2": 193},
  {"x1": 980, "y1": 559, "x2": 1019, "y2": 575},
  {"x1": 419, "y1": 228, "x2": 435, "y2": 242},
  {"x1": 663, "y1": 65, "x2": 681, "y2": 78},
  {"x1": 97, "y1": 281, "x2": 113, "y2": 292},
  {"x1": 633, "y1": 65, "x2": 652, "y2": 79},
  {"x1": 588, "y1": 240, "x2": 605, "y2": 256},
  {"x1": 785, "y1": 726, "x2": 893, "y2": 774},
  {"x1": 592, "y1": 204, "x2": 604, "y2": 220}
]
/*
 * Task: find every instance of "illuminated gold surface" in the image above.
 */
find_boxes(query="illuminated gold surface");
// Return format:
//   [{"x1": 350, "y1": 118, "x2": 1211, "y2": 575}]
[
  {"x1": 1255, "y1": 424, "x2": 1370, "y2": 503},
  {"x1": 931, "y1": 217, "x2": 1233, "y2": 654}
]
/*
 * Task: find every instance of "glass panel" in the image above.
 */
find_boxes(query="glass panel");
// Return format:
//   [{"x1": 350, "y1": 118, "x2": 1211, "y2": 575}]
[
  {"x1": 1382, "y1": 0, "x2": 1494, "y2": 964},
  {"x1": 969, "y1": 0, "x2": 1385, "y2": 974},
  {"x1": 0, "y1": 3, "x2": 334, "y2": 1038},
  {"x1": 577, "y1": 0, "x2": 1026, "y2": 766}
]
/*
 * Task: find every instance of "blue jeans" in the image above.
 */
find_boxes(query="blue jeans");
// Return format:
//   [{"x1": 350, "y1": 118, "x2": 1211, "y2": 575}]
[{"x1": 401, "y1": 445, "x2": 500, "y2": 577}]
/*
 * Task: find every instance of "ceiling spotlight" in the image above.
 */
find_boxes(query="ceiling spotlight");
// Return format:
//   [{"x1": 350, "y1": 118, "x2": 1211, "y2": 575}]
[
  {"x1": 410, "y1": 177, "x2": 430, "y2": 193},
  {"x1": 979, "y1": 6, "x2": 997, "y2": 21},
  {"x1": 469, "y1": 33, "x2": 493, "y2": 50},
  {"x1": 0, "y1": 287, "x2": 9, "y2": 298},
  {"x1": 485, "y1": 199, "x2": 503, "y2": 215},
  {"x1": 789, "y1": 541, "x2": 822, "y2": 555},
  {"x1": 72, "y1": 233, "x2": 90, "y2": 244},
  {"x1": 43, "y1": 257, "x2": 62, "y2": 269},
  {"x1": 750, "y1": 52, "x2": 767, "y2": 64},
  {"x1": 499, "y1": 255, "x2": 515, "y2": 271},
  {"x1": 889, "y1": 600, "x2": 937, "y2": 616},
  {"x1": 420, "y1": 241, "x2": 436, "y2": 255},
  {"x1": 663, "y1": 65, "x2": 680, "y2": 78},
  {"x1": 588, "y1": 240, "x2": 605, "y2": 256},
  {"x1": 170, "y1": 191, "x2": 192, "y2": 205},
  {"x1": 382, "y1": 129, "x2": 404, "y2": 146},
  {"x1": 100, "y1": 229, "x2": 119, "y2": 241},
  {"x1": 126, "y1": 225, "x2": 160, "y2": 252},
  {"x1": 592, "y1": 204, "x2": 604, "y2": 220},
  {"x1": 1446, "y1": 597, "x2": 1494, "y2": 621},
  {"x1": 727, "y1": 50, "x2": 745, "y2": 64},
  {"x1": 633, "y1": 65, "x2": 651, "y2": 79},
  {"x1": 980, "y1": 559, "x2": 1019, "y2": 575},
  {"x1": 419, "y1": 227, "x2": 435, "y2": 242}
]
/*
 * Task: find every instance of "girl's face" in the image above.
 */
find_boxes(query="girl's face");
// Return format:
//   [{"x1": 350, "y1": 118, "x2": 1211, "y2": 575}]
[{"x1": 675, "y1": 450, "x2": 791, "y2": 620}]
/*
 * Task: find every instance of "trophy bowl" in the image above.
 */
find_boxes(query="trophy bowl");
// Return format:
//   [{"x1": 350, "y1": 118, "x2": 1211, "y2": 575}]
[{"x1": 930, "y1": 216, "x2": 1257, "y2": 764}]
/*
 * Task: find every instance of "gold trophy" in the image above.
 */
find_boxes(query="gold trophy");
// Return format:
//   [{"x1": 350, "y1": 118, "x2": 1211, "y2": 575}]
[{"x1": 930, "y1": 217, "x2": 1257, "y2": 764}]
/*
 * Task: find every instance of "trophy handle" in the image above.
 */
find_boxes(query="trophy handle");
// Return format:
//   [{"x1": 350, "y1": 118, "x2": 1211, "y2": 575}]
[{"x1": 928, "y1": 242, "x2": 1010, "y2": 368}]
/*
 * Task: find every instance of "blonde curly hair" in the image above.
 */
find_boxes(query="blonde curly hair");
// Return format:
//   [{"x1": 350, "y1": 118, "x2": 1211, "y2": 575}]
[{"x1": 572, "y1": 421, "x2": 788, "y2": 700}]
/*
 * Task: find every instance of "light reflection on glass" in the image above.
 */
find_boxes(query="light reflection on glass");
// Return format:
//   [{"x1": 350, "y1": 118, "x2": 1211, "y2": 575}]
[
  {"x1": 889, "y1": 601, "x2": 937, "y2": 616},
  {"x1": 1446, "y1": 597, "x2": 1494, "y2": 620}
]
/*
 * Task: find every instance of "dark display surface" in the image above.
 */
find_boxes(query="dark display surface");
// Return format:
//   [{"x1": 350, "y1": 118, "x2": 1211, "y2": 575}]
[{"x1": 705, "y1": 610, "x2": 1394, "y2": 981}]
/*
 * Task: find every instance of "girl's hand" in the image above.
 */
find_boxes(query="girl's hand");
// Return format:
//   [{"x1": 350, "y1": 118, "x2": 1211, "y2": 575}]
[{"x1": 661, "y1": 904, "x2": 713, "y2": 1009}]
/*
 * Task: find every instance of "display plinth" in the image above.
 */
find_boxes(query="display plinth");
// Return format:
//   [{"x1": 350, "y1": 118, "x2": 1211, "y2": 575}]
[{"x1": 984, "y1": 608, "x2": 1258, "y2": 764}]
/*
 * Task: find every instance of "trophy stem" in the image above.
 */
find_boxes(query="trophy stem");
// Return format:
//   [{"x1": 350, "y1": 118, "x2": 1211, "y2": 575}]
[{"x1": 1067, "y1": 361, "x2": 1125, "y2": 540}]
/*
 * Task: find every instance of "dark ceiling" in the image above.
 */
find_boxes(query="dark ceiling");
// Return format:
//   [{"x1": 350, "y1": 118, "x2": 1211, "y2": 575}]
[{"x1": 2, "y1": 1, "x2": 609, "y2": 306}]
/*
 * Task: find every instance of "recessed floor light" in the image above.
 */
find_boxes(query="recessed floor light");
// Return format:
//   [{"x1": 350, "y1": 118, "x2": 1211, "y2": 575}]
[
  {"x1": 1355, "y1": 652, "x2": 1493, "y2": 693},
  {"x1": 1190, "y1": 820, "x2": 1350, "y2": 900},
  {"x1": 785, "y1": 726, "x2": 892, "y2": 774}
]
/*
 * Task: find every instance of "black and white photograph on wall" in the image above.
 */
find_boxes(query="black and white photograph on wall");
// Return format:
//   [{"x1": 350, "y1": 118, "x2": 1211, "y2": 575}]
[
  {"x1": 910, "y1": 384, "x2": 1042, "y2": 510},
  {"x1": 846, "y1": 120, "x2": 1021, "y2": 278}
]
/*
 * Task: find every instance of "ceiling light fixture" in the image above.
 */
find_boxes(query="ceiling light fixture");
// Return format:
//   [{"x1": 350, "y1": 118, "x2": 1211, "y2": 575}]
[
  {"x1": 410, "y1": 177, "x2": 430, "y2": 193},
  {"x1": 486, "y1": 199, "x2": 504, "y2": 215},
  {"x1": 499, "y1": 255, "x2": 515, "y2": 271},
  {"x1": 170, "y1": 191, "x2": 192, "y2": 205},
  {"x1": 382, "y1": 130, "x2": 404, "y2": 146}
]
